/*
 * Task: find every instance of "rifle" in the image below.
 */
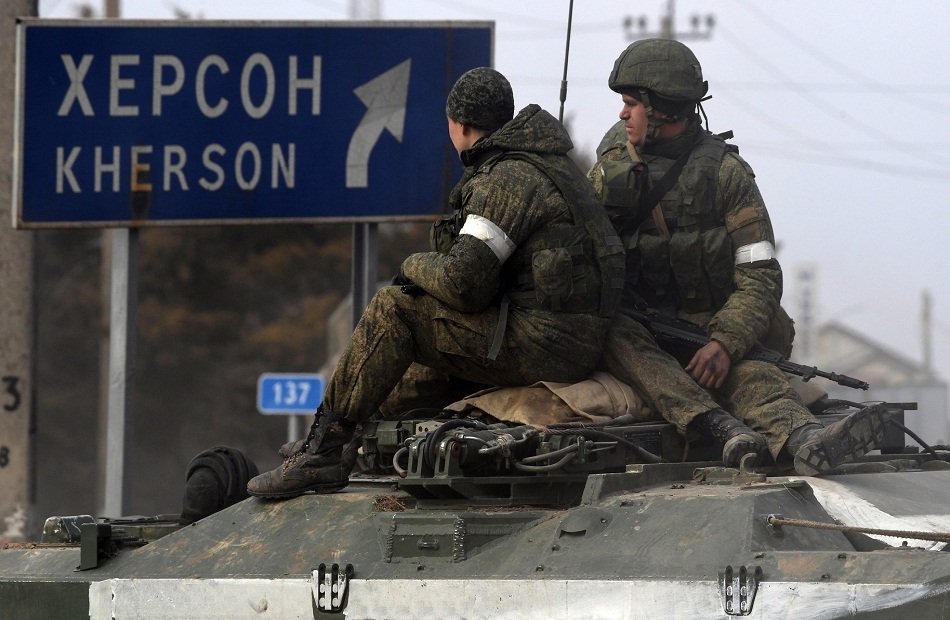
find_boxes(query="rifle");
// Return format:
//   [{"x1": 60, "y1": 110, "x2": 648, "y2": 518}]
[{"x1": 622, "y1": 307, "x2": 870, "y2": 391}]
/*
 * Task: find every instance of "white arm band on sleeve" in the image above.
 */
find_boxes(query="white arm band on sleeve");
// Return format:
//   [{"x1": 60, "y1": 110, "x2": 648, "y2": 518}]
[
  {"x1": 458, "y1": 213, "x2": 517, "y2": 263},
  {"x1": 734, "y1": 240, "x2": 776, "y2": 265}
]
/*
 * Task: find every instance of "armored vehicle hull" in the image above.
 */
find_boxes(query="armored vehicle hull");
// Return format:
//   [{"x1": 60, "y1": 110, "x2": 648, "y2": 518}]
[{"x1": 3, "y1": 415, "x2": 950, "y2": 619}]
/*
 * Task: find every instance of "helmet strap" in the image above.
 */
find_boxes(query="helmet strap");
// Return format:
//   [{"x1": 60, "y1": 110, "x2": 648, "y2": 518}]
[
  {"x1": 697, "y1": 96, "x2": 712, "y2": 131},
  {"x1": 639, "y1": 89, "x2": 662, "y2": 145},
  {"x1": 641, "y1": 89, "x2": 692, "y2": 144}
]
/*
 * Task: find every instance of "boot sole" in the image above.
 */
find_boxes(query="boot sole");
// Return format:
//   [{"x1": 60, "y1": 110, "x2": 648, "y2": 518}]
[
  {"x1": 794, "y1": 404, "x2": 890, "y2": 476},
  {"x1": 247, "y1": 481, "x2": 348, "y2": 499},
  {"x1": 722, "y1": 432, "x2": 767, "y2": 467}
]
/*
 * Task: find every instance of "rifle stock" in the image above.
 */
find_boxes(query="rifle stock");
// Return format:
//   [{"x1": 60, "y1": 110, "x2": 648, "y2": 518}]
[{"x1": 622, "y1": 307, "x2": 870, "y2": 391}]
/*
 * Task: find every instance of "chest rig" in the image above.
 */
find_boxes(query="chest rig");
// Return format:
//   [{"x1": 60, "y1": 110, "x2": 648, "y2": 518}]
[{"x1": 600, "y1": 132, "x2": 736, "y2": 315}]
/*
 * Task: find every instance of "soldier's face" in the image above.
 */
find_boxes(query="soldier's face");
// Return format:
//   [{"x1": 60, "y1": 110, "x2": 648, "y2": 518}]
[{"x1": 619, "y1": 94, "x2": 649, "y2": 146}]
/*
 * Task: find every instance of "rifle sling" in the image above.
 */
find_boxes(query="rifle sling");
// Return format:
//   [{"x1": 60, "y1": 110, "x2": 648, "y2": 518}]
[{"x1": 627, "y1": 140, "x2": 693, "y2": 240}]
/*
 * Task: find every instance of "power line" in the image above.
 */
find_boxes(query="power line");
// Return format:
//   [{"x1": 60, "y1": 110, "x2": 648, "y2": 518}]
[
  {"x1": 739, "y1": 2, "x2": 894, "y2": 90},
  {"x1": 739, "y1": 143, "x2": 950, "y2": 180},
  {"x1": 715, "y1": 25, "x2": 950, "y2": 168},
  {"x1": 711, "y1": 84, "x2": 950, "y2": 181},
  {"x1": 610, "y1": 0, "x2": 950, "y2": 171},
  {"x1": 732, "y1": 3, "x2": 950, "y2": 151},
  {"x1": 410, "y1": 0, "x2": 578, "y2": 29},
  {"x1": 715, "y1": 82, "x2": 950, "y2": 96}
]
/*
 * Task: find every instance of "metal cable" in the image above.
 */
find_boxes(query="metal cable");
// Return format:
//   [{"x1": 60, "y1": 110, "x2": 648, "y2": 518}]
[
  {"x1": 423, "y1": 418, "x2": 488, "y2": 469},
  {"x1": 887, "y1": 418, "x2": 947, "y2": 462},
  {"x1": 544, "y1": 427, "x2": 665, "y2": 464},
  {"x1": 767, "y1": 515, "x2": 950, "y2": 544},
  {"x1": 514, "y1": 452, "x2": 577, "y2": 472},
  {"x1": 520, "y1": 443, "x2": 579, "y2": 464}
]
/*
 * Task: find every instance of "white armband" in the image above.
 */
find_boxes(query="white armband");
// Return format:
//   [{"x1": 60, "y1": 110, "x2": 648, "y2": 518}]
[
  {"x1": 734, "y1": 241, "x2": 776, "y2": 265},
  {"x1": 458, "y1": 214, "x2": 517, "y2": 263}
]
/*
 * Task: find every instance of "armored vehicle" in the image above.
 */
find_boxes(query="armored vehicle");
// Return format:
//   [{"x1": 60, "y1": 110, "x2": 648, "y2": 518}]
[{"x1": 2, "y1": 399, "x2": 950, "y2": 619}]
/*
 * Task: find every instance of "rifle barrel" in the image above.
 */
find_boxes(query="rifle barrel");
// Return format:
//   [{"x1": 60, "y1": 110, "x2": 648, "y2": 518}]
[{"x1": 624, "y1": 307, "x2": 870, "y2": 391}]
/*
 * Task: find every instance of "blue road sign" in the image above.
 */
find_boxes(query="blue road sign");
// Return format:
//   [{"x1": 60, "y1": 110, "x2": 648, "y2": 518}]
[
  {"x1": 257, "y1": 373, "x2": 325, "y2": 415},
  {"x1": 14, "y1": 19, "x2": 492, "y2": 228}
]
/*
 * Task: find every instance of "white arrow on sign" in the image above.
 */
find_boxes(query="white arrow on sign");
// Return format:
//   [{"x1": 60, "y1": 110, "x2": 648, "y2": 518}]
[{"x1": 345, "y1": 59, "x2": 412, "y2": 188}]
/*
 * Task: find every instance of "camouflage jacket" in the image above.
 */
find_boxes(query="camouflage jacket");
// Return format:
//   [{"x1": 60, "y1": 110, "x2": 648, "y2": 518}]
[
  {"x1": 589, "y1": 121, "x2": 782, "y2": 361},
  {"x1": 402, "y1": 105, "x2": 623, "y2": 320}
]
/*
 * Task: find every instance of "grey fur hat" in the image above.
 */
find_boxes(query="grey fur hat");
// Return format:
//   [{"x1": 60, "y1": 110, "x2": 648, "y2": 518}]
[{"x1": 445, "y1": 67, "x2": 515, "y2": 131}]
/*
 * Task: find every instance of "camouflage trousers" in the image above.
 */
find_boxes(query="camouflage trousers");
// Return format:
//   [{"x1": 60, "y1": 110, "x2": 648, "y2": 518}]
[
  {"x1": 323, "y1": 286, "x2": 610, "y2": 424},
  {"x1": 601, "y1": 312, "x2": 818, "y2": 463},
  {"x1": 379, "y1": 363, "x2": 489, "y2": 418}
]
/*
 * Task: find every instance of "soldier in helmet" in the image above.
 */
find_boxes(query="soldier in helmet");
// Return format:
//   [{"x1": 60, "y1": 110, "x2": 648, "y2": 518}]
[
  {"x1": 248, "y1": 67, "x2": 624, "y2": 498},
  {"x1": 590, "y1": 39, "x2": 890, "y2": 475}
]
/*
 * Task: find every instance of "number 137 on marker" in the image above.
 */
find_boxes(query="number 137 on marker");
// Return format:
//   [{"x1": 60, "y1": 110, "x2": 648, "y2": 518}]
[{"x1": 257, "y1": 373, "x2": 325, "y2": 414}]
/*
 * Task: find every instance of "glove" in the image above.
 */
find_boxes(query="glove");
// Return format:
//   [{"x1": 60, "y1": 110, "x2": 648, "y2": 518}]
[{"x1": 391, "y1": 273, "x2": 426, "y2": 297}]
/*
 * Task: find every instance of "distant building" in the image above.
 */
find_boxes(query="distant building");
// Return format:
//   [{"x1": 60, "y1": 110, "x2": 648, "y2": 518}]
[{"x1": 810, "y1": 321, "x2": 950, "y2": 447}]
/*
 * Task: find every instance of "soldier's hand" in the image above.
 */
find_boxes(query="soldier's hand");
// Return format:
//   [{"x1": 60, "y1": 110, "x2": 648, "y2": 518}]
[{"x1": 685, "y1": 340, "x2": 731, "y2": 390}]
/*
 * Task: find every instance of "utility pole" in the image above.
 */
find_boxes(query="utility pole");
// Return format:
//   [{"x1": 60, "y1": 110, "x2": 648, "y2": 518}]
[
  {"x1": 348, "y1": 0, "x2": 380, "y2": 20},
  {"x1": 922, "y1": 290, "x2": 933, "y2": 378},
  {"x1": 795, "y1": 265, "x2": 819, "y2": 366},
  {"x1": 0, "y1": 0, "x2": 38, "y2": 544},
  {"x1": 624, "y1": 0, "x2": 715, "y2": 41}
]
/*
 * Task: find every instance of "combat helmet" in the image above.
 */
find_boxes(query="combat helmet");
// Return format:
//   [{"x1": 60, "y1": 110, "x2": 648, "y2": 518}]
[{"x1": 608, "y1": 39, "x2": 707, "y2": 115}]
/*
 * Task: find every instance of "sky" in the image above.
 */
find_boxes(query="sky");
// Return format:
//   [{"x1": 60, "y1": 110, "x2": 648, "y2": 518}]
[{"x1": 37, "y1": 0, "x2": 950, "y2": 386}]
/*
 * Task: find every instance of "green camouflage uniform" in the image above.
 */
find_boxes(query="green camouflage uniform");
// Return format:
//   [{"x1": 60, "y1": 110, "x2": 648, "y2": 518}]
[
  {"x1": 324, "y1": 105, "x2": 623, "y2": 424},
  {"x1": 590, "y1": 121, "x2": 817, "y2": 463}
]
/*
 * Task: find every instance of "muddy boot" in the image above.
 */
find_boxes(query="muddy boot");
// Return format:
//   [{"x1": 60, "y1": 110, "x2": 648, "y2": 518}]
[
  {"x1": 690, "y1": 408, "x2": 767, "y2": 467},
  {"x1": 787, "y1": 403, "x2": 891, "y2": 476},
  {"x1": 278, "y1": 437, "x2": 306, "y2": 459},
  {"x1": 247, "y1": 406, "x2": 356, "y2": 499},
  {"x1": 279, "y1": 423, "x2": 364, "y2": 457},
  {"x1": 280, "y1": 426, "x2": 362, "y2": 476}
]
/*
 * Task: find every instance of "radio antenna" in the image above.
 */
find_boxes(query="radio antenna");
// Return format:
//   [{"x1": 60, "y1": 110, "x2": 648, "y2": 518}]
[{"x1": 558, "y1": 0, "x2": 575, "y2": 124}]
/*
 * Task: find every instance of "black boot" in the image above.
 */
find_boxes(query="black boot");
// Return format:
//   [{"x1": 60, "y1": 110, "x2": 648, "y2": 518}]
[
  {"x1": 247, "y1": 406, "x2": 356, "y2": 499},
  {"x1": 787, "y1": 403, "x2": 891, "y2": 476},
  {"x1": 279, "y1": 423, "x2": 363, "y2": 460},
  {"x1": 690, "y1": 408, "x2": 767, "y2": 467}
]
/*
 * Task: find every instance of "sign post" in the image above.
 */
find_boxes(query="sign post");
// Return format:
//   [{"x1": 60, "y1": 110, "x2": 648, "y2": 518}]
[
  {"x1": 257, "y1": 373, "x2": 326, "y2": 444},
  {"x1": 14, "y1": 19, "x2": 493, "y2": 516}
]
